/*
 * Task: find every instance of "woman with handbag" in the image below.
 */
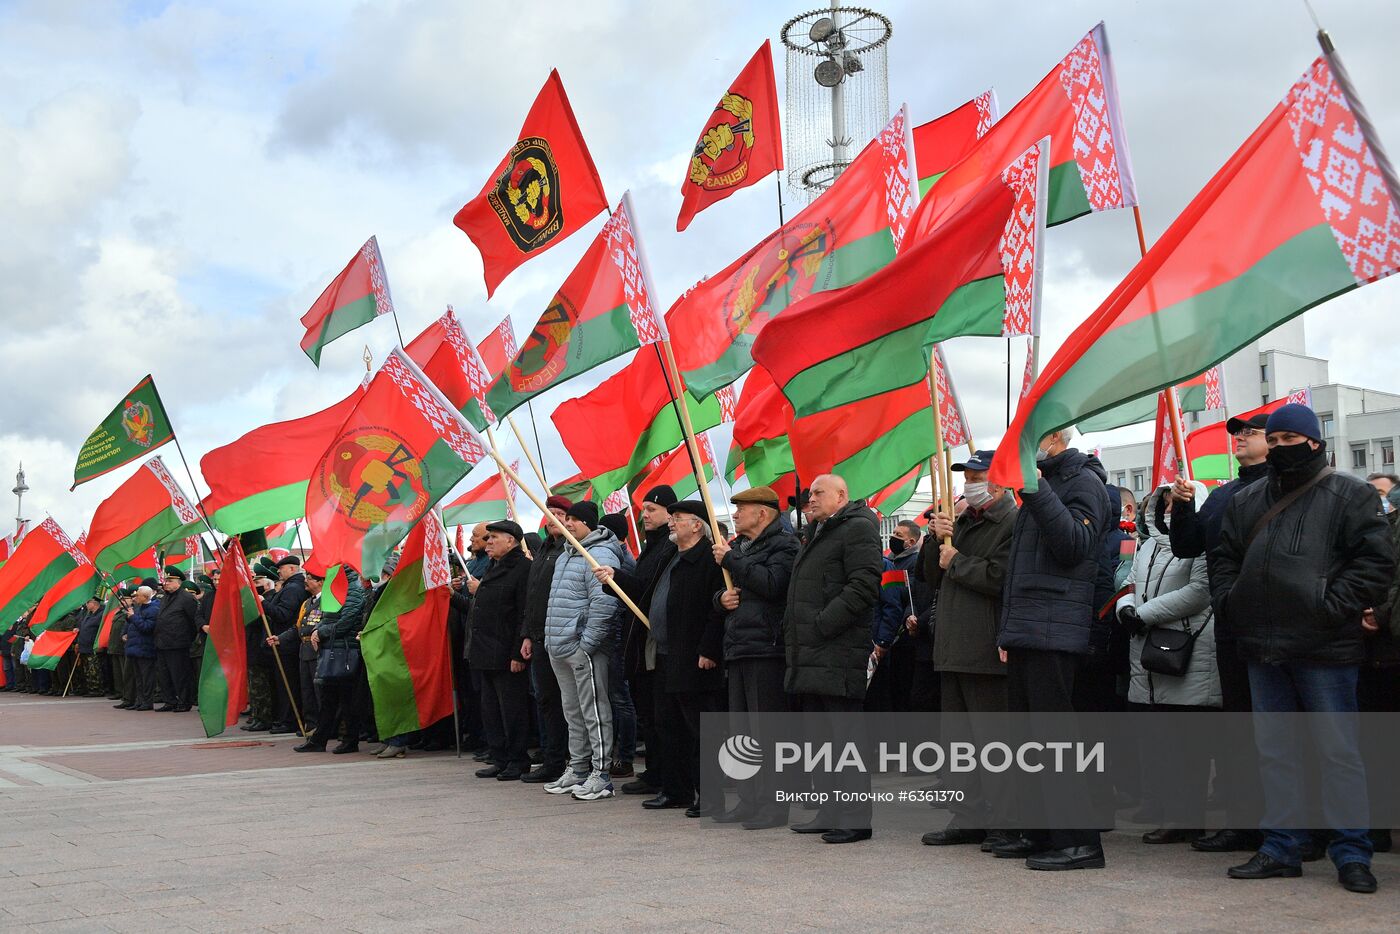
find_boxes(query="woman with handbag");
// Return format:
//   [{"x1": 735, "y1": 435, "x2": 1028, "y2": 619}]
[{"x1": 1116, "y1": 481, "x2": 1221, "y2": 844}]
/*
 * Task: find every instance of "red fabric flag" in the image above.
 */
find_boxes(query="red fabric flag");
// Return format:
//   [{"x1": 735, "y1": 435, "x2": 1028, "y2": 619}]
[
  {"x1": 84, "y1": 457, "x2": 202, "y2": 577},
  {"x1": 198, "y1": 539, "x2": 259, "y2": 737},
  {"x1": 478, "y1": 315, "x2": 517, "y2": 379},
  {"x1": 677, "y1": 39, "x2": 783, "y2": 231},
  {"x1": 453, "y1": 70, "x2": 609, "y2": 297},
  {"x1": 1150, "y1": 393, "x2": 1180, "y2": 489},
  {"x1": 405, "y1": 306, "x2": 497, "y2": 430},
  {"x1": 913, "y1": 89, "x2": 1000, "y2": 194},
  {"x1": 300, "y1": 237, "x2": 395, "y2": 366},
  {"x1": 931, "y1": 345, "x2": 971, "y2": 449}
]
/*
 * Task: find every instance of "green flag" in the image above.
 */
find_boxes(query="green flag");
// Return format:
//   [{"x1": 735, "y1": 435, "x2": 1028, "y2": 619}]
[{"x1": 72, "y1": 375, "x2": 175, "y2": 489}]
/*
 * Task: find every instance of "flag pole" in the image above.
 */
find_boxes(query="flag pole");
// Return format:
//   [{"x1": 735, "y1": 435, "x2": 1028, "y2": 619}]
[
  {"x1": 254, "y1": 595, "x2": 307, "y2": 738},
  {"x1": 1132, "y1": 206, "x2": 1192, "y2": 481},
  {"x1": 486, "y1": 439, "x2": 651, "y2": 627},
  {"x1": 484, "y1": 425, "x2": 531, "y2": 559},
  {"x1": 926, "y1": 354, "x2": 954, "y2": 546},
  {"x1": 523, "y1": 401, "x2": 551, "y2": 490},
  {"x1": 507, "y1": 415, "x2": 550, "y2": 493},
  {"x1": 61, "y1": 649, "x2": 80, "y2": 698}
]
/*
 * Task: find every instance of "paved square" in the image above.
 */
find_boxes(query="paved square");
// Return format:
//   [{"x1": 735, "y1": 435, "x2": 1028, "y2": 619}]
[{"x1": 1, "y1": 692, "x2": 1395, "y2": 931}]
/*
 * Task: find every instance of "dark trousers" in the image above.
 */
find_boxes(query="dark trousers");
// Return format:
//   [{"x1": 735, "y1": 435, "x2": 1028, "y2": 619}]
[
  {"x1": 1136, "y1": 703, "x2": 1213, "y2": 828},
  {"x1": 156, "y1": 650, "x2": 190, "y2": 708},
  {"x1": 941, "y1": 671, "x2": 1012, "y2": 827},
  {"x1": 113, "y1": 655, "x2": 134, "y2": 706},
  {"x1": 311, "y1": 668, "x2": 366, "y2": 746},
  {"x1": 791, "y1": 692, "x2": 872, "y2": 830},
  {"x1": 1215, "y1": 638, "x2": 1261, "y2": 829},
  {"x1": 530, "y1": 648, "x2": 567, "y2": 773},
  {"x1": 654, "y1": 656, "x2": 725, "y2": 807},
  {"x1": 479, "y1": 668, "x2": 531, "y2": 769},
  {"x1": 299, "y1": 657, "x2": 321, "y2": 728},
  {"x1": 1005, "y1": 648, "x2": 1100, "y2": 850},
  {"x1": 131, "y1": 656, "x2": 156, "y2": 707},
  {"x1": 728, "y1": 657, "x2": 788, "y2": 818},
  {"x1": 631, "y1": 667, "x2": 660, "y2": 784},
  {"x1": 271, "y1": 652, "x2": 300, "y2": 728},
  {"x1": 98, "y1": 654, "x2": 114, "y2": 696},
  {"x1": 909, "y1": 658, "x2": 940, "y2": 712},
  {"x1": 865, "y1": 641, "x2": 916, "y2": 712}
]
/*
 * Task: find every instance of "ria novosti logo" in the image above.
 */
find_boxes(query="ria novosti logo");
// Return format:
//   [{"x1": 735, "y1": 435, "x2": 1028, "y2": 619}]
[{"x1": 717, "y1": 734, "x2": 763, "y2": 781}]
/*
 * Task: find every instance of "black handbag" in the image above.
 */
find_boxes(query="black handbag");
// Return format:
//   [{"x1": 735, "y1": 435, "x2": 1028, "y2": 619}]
[
  {"x1": 1139, "y1": 621, "x2": 1205, "y2": 677},
  {"x1": 315, "y1": 640, "x2": 361, "y2": 681}
]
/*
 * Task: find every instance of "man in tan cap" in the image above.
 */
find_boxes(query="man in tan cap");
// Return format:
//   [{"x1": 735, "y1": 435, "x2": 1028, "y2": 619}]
[{"x1": 712, "y1": 486, "x2": 799, "y2": 829}]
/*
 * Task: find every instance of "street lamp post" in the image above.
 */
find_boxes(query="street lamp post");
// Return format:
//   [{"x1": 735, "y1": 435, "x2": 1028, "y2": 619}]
[{"x1": 13, "y1": 463, "x2": 28, "y2": 534}]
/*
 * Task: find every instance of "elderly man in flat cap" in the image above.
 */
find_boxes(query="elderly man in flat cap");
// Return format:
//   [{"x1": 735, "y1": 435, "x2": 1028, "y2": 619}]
[
  {"x1": 260, "y1": 554, "x2": 308, "y2": 734},
  {"x1": 712, "y1": 485, "x2": 798, "y2": 829},
  {"x1": 154, "y1": 566, "x2": 201, "y2": 712},
  {"x1": 466, "y1": 520, "x2": 534, "y2": 781}
]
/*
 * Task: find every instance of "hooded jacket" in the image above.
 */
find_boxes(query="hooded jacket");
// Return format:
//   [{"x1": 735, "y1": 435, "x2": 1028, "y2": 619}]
[
  {"x1": 544, "y1": 526, "x2": 624, "y2": 658},
  {"x1": 1119, "y1": 483, "x2": 1220, "y2": 707},
  {"x1": 998, "y1": 448, "x2": 1114, "y2": 655}
]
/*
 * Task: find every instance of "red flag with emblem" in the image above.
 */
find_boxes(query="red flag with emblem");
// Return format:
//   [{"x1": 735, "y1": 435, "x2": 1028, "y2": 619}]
[
  {"x1": 1150, "y1": 393, "x2": 1180, "y2": 489},
  {"x1": 453, "y1": 70, "x2": 609, "y2": 297},
  {"x1": 677, "y1": 40, "x2": 783, "y2": 232}
]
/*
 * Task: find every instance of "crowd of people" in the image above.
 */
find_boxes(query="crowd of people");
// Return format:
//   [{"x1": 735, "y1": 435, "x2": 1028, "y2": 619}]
[{"x1": 3, "y1": 403, "x2": 1396, "y2": 894}]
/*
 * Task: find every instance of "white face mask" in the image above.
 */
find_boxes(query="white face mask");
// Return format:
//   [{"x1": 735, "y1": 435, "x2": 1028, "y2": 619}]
[
  {"x1": 963, "y1": 481, "x2": 993, "y2": 508},
  {"x1": 1035, "y1": 446, "x2": 1050, "y2": 462}
]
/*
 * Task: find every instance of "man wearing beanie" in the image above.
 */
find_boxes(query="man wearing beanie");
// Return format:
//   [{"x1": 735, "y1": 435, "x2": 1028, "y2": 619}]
[
  {"x1": 593, "y1": 484, "x2": 680, "y2": 797},
  {"x1": 1213, "y1": 403, "x2": 1393, "y2": 893},
  {"x1": 518, "y1": 494, "x2": 574, "y2": 783},
  {"x1": 543, "y1": 500, "x2": 625, "y2": 800}
]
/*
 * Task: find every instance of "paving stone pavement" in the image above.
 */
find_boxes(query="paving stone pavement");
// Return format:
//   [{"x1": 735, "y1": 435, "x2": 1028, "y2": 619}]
[{"x1": 1, "y1": 691, "x2": 1396, "y2": 931}]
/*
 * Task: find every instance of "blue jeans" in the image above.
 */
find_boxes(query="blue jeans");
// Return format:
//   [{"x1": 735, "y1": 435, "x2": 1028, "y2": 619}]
[
  {"x1": 609, "y1": 637, "x2": 636, "y2": 765},
  {"x1": 1247, "y1": 661, "x2": 1371, "y2": 868}
]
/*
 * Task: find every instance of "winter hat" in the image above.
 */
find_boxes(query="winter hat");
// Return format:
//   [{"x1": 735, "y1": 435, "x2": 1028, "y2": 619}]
[
  {"x1": 668, "y1": 499, "x2": 709, "y2": 522},
  {"x1": 1264, "y1": 403, "x2": 1322, "y2": 442},
  {"x1": 566, "y1": 501, "x2": 601, "y2": 529},
  {"x1": 485, "y1": 519, "x2": 525, "y2": 542},
  {"x1": 274, "y1": 554, "x2": 302, "y2": 568},
  {"x1": 643, "y1": 485, "x2": 678, "y2": 507},
  {"x1": 599, "y1": 513, "x2": 630, "y2": 541},
  {"x1": 545, "y1": 494, "x2": 574, "y2": 513}
]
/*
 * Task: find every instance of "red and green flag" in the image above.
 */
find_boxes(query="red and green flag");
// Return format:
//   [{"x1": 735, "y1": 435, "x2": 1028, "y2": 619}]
[
  {"x1": 299, "y1": 236, "x2": 395, "y2": 366},
  {"x1": 1150, "y1": 394, "x2": 1181, "y2": 490},
  {"x1": 1186, "y1": 396, "x2": 1292, "y2": 481},
  {"x1": 914, "y1": 22, "x2": 1135, "y2": 235},
  {"x1": 198, "y1": 540, "x2": 259, "y2": 737},
  {"x1": 95, "y1": 599, "x2": 120, "y2": 652},
  {"x1": 667, "y1": 107, "x2": 917, "y2": 398},
  {"x1": 631, "y1": 440, "x2": 716, "y2": 514},
  {"x1": 442, "y1": 463, "x2": 518, "y2": 527},
  {"x1": 200, "y1": 384, "x2": 366, "y2": 535},
  {"x1": 484, "y1": 193, "x2": 666, "y2": 419},
  {"x1": 0, "y1": 520, "x2": 29, "y2": 572},
  {"x1": 914, "y1": 89, "x2": 1000, "y2": 194},
  {"x1": 84, "y1": 457, "x2": 203, "y2": 577},
  {"x1": 677, "y1": 39, "x2": 784, "y2": 232},
  {"x1": 552, "y1": 349, "x2": 733, "y2": 500},
  {"x1": 27, "y1": 541, "x2": 99, "y2": 636},
  {"x1": 71, "y1": 374, "x2": 175, "y2": 489},
  {"x1": 0, "y1": 518, "x2": 90, "y2": 629},
  {"x1": 406, "y1": 306, "x2": 498, "y2": 431},
  {"x1": 724, "y1": 366, "x2": 795, "y2": 492},
  {"x1": 453, "y1": 69, "x2": 609, "y2": 298},
  {"x1": 994, "y1": 50, "x2": 1400, "y2": 492},
  {"x1": 361, "y1": 510, "x2": 455, "y2": 739},
  {"x1": 870, "y1": 462, "x2": 926, "y2": 518},
  {"x1": 549, "y1": 472, "x2": 595, "y2": 505},
  {"x1": 266, "y1": 520, "x2": 300, "y2": 551},
  {"x1": 1079, "y1": 366, "x2": 1221, "y2": 433},
  {"x1": 307, "y1": 348, "x2": 489, "y2": 578},
  {"x1": 478, "y1": 315, "x2": 517, "y2": 379},
  {"x1": 25, "y1": 629, "x2": 78, "y2": 671}
]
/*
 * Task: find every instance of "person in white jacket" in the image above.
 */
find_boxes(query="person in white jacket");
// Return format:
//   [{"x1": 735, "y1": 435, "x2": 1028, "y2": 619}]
[{"x1": 1117, "y1": 481, "x2": 1221, "y2": 845}]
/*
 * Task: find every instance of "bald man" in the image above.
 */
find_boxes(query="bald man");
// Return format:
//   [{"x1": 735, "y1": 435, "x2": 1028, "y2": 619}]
[{"x1": 782, "y1": 474, "x2": 882, "y2": 844}]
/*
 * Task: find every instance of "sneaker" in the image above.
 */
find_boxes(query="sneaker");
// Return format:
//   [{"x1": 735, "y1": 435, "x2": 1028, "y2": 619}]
[
  {"x1": 571, "y1": 771, "x2": 615, "y2": 801},
  {"x1": 544, "y1": 770, "x2": 588, "y2": 795}
]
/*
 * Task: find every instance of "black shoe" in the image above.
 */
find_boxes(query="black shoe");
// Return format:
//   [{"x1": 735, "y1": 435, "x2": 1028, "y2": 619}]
[
  {"x1": 622, "y1": 779, "x2": 660, "y2": 796},
  {"x1": 420, "y1": 740, "x2": 447, "y2": 752},
  {"x1": 1338, "y1": 862, "x2": 1378, "y2": 894},
  {"x1": 293, "y1": 741, "x2": 326, "y2": 753},
  {"x1": 821, "y1": 828, "x2": 872, "y2": 844},
  {"x1": 154, "y1": 705, "x2": 175, "y2": 712},
  {"x1": 496, "y1": 766, "x2": 524, "y2": 781},
  {"x1": 471, "y1": 751, "x2": 491, "y2": 762},
  {"x1": 712, "y1": 807, "x2": 756, "y2": 825},
  {"x1": 521, "y1": 767, "x2": 561, "y2": 784},
  {"x1": 1227, "y1": 852, "x2": 1302, "y2": 880},
  {"x1": 980, "y1": 831, "x2": 1015, "y2": 853},
  {"x1": 922, "y1": 827, "x2": 988, "y2": 846},
  {"x1": 331, "y1": 742, "x2": 359, "y2": 755},
  {"x1": 172, "y1": 705, "x2": 191, "y2": 713},
  {"x1": 790, "y1": 817, "x2": 833, "y2": 835},
  {"x1": 1142, "y1": 828, "x2": 1199, "y2": 845},
  {"x1": 132, "y1": 704, "x2": 153, "y2": 711},
  {"x1": 1026, "y1": 845, "x2": 1106, "y2": 871},
  {"x1": 112, "y1": 702, "x2": 132, "y2": 709},
  {"x1": 741, "y1": 814, "x2": 788, "y2": 830},
  {"x1": 1192, "y1": 829, "x2": 1259, "y2": 853},
  {"x1": 642, "y1": 794, "x2": 687, "y2": 810},
  {"x1": 239, "y1": 719, "x2": 265, "y2": 732},
  {"x1": 475, "y1": 765, "x2": 504, "y2": 778},
  {"x1": 991, "y1": 837, "x2": 1042, "y2": 859},
  {"x1": 268, "y1": 723, "x2": 296, "y2": 735},
  {"x1": 610, "y1": 762, "x2": 634, "y2": 778},
  {"x1": 685, "y1": 803, "x2": 721, "y2": 819}
]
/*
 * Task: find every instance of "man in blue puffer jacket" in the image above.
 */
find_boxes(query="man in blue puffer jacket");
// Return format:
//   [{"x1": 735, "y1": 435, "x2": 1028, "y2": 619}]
[
  {"x1": 543, "y1": 501, "x2": 624, "y2": 801},
  {"x1": 122, "y1": 586, "x2": 161, "y2": 711}
]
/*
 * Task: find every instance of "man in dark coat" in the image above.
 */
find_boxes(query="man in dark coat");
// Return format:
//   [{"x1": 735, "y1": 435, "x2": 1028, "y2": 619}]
[
  {"x1": 260, "y1": 555, "x2": 308, "y2": 733},
  {"x1": 783, "y1": 473, "x2": 882, "y2": 844},
  {"x1": 294, "y1": 564, "x2": 369, "y2": 754},
  {"x1": 108, "y1": 591, "x2": 133, "y2": 707},
  {"x1": 594, "y1": 485, "x2": 681, "y2": 797},
  {"x1": 713, "y1": 485, "x2": 798, "y2": 829},
  {"x1": 153, "y1": 567, "x2": 200, "y2": 712},
  {"x1": 921, "y1": 449, "x2": 1016, "y2": 848},
  {"x1": 867, "y1": 519, "x2": 923, "y2": 713},
  {"x1": 518, "y1": 495, "x2": 573, "y2": 783},
  {"x1": 641, "y1": 499, "x2": 726, "y2": 817},
  {"x1": 124, "y1": 586, "x2": 160, "y2": 709},
  {"x1": 1211, "y1": 404, "x2": 1393, "y2": 894},
  {"x1": 467, "y1": 520, "x2": 533, "y2": 780},
  {"x1": 995, "y1": 428, "x2": 1114, "y2": 870}
]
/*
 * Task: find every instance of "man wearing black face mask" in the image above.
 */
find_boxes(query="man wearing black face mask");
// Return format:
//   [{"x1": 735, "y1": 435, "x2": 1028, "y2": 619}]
[
  {"x1": 866, "y1": 520, "x2": 923, "y2": 712},
  {"x1": 1212, "y1": 404, "x2": 1393, "y2": 894}
]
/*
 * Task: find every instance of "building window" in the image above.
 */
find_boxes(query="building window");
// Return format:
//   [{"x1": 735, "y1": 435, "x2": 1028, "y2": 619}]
[
  {"x1": 1114, "y1": 472, "x2": 1126, "y2": 486},
  {"x1": 1384, "y1": 445, "x2": 1395, "y2": 467},
  {"x1": 1132, "y1": 471, "x2": 1145, "y2": 493},
  {"x1": 1261, "y1": 363, "x2": 1269, "y2": 382},
  {"x1": 1352, "y1": 447, "x2": 1368, "y2": 470},
  {"x1": 1321, "y1": 415, "x2": 1335, "y2": 437},
  {"x1": 1327, "y1": 450, "x2": 1336, "y2": 467}
]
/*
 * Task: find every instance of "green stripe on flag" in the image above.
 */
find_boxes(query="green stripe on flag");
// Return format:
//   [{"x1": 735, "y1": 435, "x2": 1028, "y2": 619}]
[
  {"x1": 308, "y1": 294, "x2": 381, "y2": 365},
  {"x1": 209, "y1": 482, "x2": 309, "y2": 536},
  {"x1": 94, "y1": 509, "x2": 185, "y2": 576},
  {"x1": 360, "y1": 558, "x2": 427, "y2": 740},
  {"x1": 197, "y1": 642, "x2": 230, "y2": 737},
  {"x1": 0, "y1": 552, "x2": 76, "y2": 626},
  {"x1": 831, "y1": 408, "x2": 935, "y2": 504},
  {"x1": 484, "y1": 303, "x2": 638, "y2": 419}
]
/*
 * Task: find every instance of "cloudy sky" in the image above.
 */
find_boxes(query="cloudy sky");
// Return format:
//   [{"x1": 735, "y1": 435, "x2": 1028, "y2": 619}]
[{"x1": 4, "y1": 0, "x2": 1399, "y2": 536}]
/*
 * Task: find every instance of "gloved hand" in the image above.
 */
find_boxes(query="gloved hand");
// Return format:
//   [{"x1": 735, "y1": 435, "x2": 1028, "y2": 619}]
[{"x1": 1117, "y1": 604, "x2": 1143, "y2": 635}]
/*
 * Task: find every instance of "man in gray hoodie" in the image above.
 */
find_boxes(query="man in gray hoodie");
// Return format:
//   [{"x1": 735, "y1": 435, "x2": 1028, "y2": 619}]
[{"x1": 543, "y1": 501, "x2": 624, "y2": 801}]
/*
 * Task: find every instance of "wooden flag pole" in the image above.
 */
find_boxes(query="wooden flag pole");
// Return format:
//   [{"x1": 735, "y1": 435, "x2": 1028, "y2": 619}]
[
  {"x1": 254, "y1": 589, "x2": 308, "y2": 738},
  {"x1": 1132, "y1": 206, "x2": 1192, "y2": 481},
  {"x1": 506, "y1": 415, "x2": 550, "y2": 493},
  {"x1": 926, "y1": 356, "x2": 954, "y2": 546},
  {"x1": 486, "y1": 442, "x2": 650, "y2": 628},
  {"x1": 657, "y1": 338, "x2": 734, "y2": 590},
  {"x1": 483, "y1": 425, "x2": 530, "y2": 559},
  {"x1": 61, "y1": 649, "x2": 80, "y2": 698}
]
